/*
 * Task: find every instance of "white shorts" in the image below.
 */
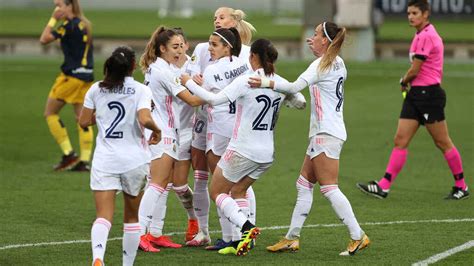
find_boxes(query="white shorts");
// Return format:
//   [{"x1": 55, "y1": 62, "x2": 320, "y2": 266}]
[
  {"x1": 306, "y1": 134, "x2": 344, "y2": 160},
  {"x1": 90, "y1": 164, "x2": 149, "y2": 196},
  {"x1": 177, "y1": 128, "x2": 192, "y2": 161},
  {"x1": 217, "y1": 150, "x2": 272, "y2": 183},
  {"x1": 149, "y1": 137, "x2": 179, "y2": 160},
  {"x1": 206, "y1": 133, "x2": 230, "y2": 156},
  {"x1": 191, "y1": 113, "x2": 207, "y2": 151}
]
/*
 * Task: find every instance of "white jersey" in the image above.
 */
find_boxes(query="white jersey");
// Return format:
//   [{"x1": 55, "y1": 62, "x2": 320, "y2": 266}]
[
  {"x1": 83, "y1": 77, "x2": 152, "y2": 173},
  {"x1": 298, "y1": 56, "x2": 347, "y2": 141},
  {"x1": 173, "y1": 55, "x2": 194, "y2": 130},
  {"x1": 144, "y1": 57, "x2": 186, "y2": 139},
  {"x1": 203, "y1": 56, "x2": 250, "y2": 138},
  {"x1": 187, "y1": 42, "x2": 251, "y2": 76},
  {"x1": 223, "y1": 69, "x2": 287, "y2": 163}
]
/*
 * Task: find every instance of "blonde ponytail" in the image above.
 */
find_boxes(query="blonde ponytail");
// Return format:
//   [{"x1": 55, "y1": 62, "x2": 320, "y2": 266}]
[
  {"x1": 318, "y1": 23, "x2": 346, "y2": 73},
  {"x1": 70, "y1": 0, "x2": 92, "y2": 44}
]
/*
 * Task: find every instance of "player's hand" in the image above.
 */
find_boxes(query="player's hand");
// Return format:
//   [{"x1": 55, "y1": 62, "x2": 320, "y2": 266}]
[
  {"x1": 148, "y1": 131, "x2": 161, "y2": 145},
  {"x1": 52, "y1": 6, "x2": 63, "y2": 19},
  {"x1": 180, "y1": 74, "x2": 191, "y2": 86},
  {"x1": 248, "y1": 77, "x2": 262, "y2": 88},
  {"x1": 192, "y1": 74, "x2": 203, "y2": 86}
]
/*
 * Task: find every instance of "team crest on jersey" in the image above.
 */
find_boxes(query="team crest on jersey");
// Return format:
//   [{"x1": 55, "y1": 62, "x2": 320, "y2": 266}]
[
  {"x1": 190, "y1": 55, "x2": 197, "y2": 64},
  {"x1": 175, "y1": 77, "x2": 181, "y2": 85}
]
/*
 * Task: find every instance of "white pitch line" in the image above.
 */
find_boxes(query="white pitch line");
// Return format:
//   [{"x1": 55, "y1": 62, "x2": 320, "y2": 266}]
[
  {"x1": 412, "y1": 240, "x2": 474, "y2": 266},
  {"x1": 1, "y1": 218, "x2": 473, "y2": 251}
]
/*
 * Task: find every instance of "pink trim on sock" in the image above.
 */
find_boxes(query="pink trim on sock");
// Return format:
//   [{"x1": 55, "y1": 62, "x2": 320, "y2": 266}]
[
  {"x1": 94, "y1": 218, "x2": 112, "y2": 230},
  {"x1": 216, "y1": 193, "x2": 230, "y2": 207},
  {"x1": 149, "y1": 183, "x2": 165, "y2": 193},
  {"x1": 123, "y1": 223, "x2": 141, "y2": 232},
  {"x1": 173, "y1": 184, "x2": 189, "y2": 195},
  {"x1": 194, "y1": 170, "x2": 209, "y2": 180},
  {"x1": 165, "y1": 183, "x2": 173, "y2": 191},
  {"x1": 320, "y1": 185, "x2": 338, "y2": 195},
  {"x1": 297, "y1": 176, "x2": 314, "y2": 189},
  {"x1": 379, "y1": 148, "x2": 408, "y2": 190},
  {"x1": 235, "y1": 199, "x2": 249, "y2": 208}
]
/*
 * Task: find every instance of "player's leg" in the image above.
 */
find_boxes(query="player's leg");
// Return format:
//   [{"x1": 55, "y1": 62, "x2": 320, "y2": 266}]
[
  {"x1": 138, "y1": 155, "x2": 174, "y2": 236},
  {"x1": 122, "y1": 192, "x2": 142, "y2": 266},
  {"x1": 313, "y1": 150, "x2": 369, "y2": 256},
  {"x1": 172, "y1": 159, "x2": 200, "y2": 243},
  {"x1": 71, "y1": 102, "x2": 93, "y2": 171},
  {"x1": 357, "y1": 118, "x2": 419, "y2": 198},
  {"x1": 91, "y1": 190, "x2": 115, "y2": 265},
  {"x1": 267, "y1": 155, "x2": 314, "y2": 252},
  {"x1": 44, "y1": 96, "x2": 78, "y2": 170},
  {"x1": 426, "y1": 120, "x2": 469, "y2": 199}
]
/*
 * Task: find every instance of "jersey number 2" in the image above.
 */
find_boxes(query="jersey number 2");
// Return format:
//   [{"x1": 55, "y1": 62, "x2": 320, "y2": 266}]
[
  {"x1": 252, "y1": 95, "x2": 281, "y2": 131},
  {"x1": 105, "y1": 101, "x2": 125, "y2": 139}
]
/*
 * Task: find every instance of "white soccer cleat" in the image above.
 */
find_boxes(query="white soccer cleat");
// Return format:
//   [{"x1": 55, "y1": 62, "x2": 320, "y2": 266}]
[{"x1": 185, "y1": 231, "x2": 211, "y2": 247}]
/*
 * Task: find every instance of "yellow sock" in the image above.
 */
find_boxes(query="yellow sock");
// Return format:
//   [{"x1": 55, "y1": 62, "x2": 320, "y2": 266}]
[
  {"x1": 46, "y1": 114, "x2": 73, "y2": 155},
  {"x1": 78, "y1": 124, "x2": 93, "y2": 162}
]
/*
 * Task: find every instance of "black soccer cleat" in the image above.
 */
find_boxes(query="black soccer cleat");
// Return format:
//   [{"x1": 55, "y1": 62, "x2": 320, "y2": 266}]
[
  {"x1": 444, "y1": 186, "x2": 470, "y2": 200},
  {"x1": 69, "y1": 161, "x2": 90, "y2": 172},
  {"x1": 53, "y1": 152, "x2": 79, "y2": 171},
  {"x1": 356, "y1": 181, "x2": 388, "y2": 199}
]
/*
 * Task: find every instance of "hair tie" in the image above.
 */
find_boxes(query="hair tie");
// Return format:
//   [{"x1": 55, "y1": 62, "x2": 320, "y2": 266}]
[
  {"x1": 213, "y1": 32, "x2": 233, "y2": 48},
  {"x1": 323, "y1": 22, "x2": 333, "y2": 43}
]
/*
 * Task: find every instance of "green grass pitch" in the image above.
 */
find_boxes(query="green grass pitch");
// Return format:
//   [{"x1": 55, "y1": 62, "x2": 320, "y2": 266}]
[{"x1": 0, "y1": 56, "x2": 473, "y2": 265}]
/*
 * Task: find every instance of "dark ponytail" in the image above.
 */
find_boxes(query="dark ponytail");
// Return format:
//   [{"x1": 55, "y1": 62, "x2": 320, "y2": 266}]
[
  {"x1": 250, "y1": 39, "x2": 278, "y2": 76},
  {"x1": 100, "y1": 46, "x2": 135, "y2": 90},
  {"x1": 213, "y1": 27, "x2": 242, "y2": 58}
]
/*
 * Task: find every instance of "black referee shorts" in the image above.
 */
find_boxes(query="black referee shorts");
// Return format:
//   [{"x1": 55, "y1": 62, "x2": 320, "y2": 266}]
[{"x1": 400, "y1": 84, "x2": 446, "y2": 125}]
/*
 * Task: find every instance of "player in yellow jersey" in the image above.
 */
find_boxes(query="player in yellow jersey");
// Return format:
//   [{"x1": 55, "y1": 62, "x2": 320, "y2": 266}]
[{"x1": 40, "y1": 0, "x2": 94, "y2": 171}]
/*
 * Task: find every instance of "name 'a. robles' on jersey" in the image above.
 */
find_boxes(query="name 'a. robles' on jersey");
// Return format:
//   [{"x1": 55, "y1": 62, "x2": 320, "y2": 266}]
[
  {"x1": 223, "y1": 69, "x2": 288, "y2": 163},
  {"x1": 298, "y1": 56, "x2": 348, "y2": 141},
  {"x1": 144, "y1": 57, "x2": 186, "y2": 139},
  {"x1": 83, "y1": 77, "x2": 153, "y2": 173}
]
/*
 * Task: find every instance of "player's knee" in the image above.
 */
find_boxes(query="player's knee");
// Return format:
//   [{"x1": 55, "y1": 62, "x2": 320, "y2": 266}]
[
  {"x1": 433, "y1": 138, "x2": 453, "y2": 152},
  {"x1": 393, "y1": 135, "x2": 409, "y2": 149}
]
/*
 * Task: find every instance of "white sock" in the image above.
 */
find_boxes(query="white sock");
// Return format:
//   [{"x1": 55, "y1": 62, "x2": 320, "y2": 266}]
[
  {"x1": 286, "y1": 175, "x2": 314, "y2": 240},
  {"x1": 138, "y1": 183, "x2": 165, "y2": 235},
  {"x1": 149, "y1": 183, "x2": 171, "y2": 237},
  {"x1": 174, "y1": 184, "x2": 197, "y2": 220},
  {"x1": 123, "y1": 223, "x2": 140, "y2": 266},
  {"x1": 216, "y1": 206, "x2": 233, "y2": 242},
  {"x1": 216, "y1": 193, "x2": 247, "y2": 229},
  {"x1": 91, "y1": 218, "x2": 111, "y2": 263},
  {"x1": 246, "y1": 186, "x2": 256, "y2": 224},
  {"x1": 232, "y1": 198, "x2": 249, "y2": 241},
  {"x1": 321, "y1": 185, "x2": 363, "y2": 240},
  {"x1": 193, "y1": 170, "x2": 209, "y2": 235}
]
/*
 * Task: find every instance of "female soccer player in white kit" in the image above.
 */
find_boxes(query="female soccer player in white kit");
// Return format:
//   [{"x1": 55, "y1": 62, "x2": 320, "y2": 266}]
[
  {"x1": 181, "y1": 38, "x2": 294, "y2": 256},
  {"x1": 186, "y1": 7, "x2": 258, "y2": 250},
  {"x1": 249, "y1": 22, "x2": 370, "y2": 256},
  {"x1": 79, "y1": 46, "x2": 161, "y2": 266},
  {"x1": 145, "y1": 28, "x2": 203, "y2": 249},
  {"x1": 137, "y1": 26, "x2": 205, "y2": 252},
  {"x1": 186, "y1": 27, "x2": 251, "y2": 247}
]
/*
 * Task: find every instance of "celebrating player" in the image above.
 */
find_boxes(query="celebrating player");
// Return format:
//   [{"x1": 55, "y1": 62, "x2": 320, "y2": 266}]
[
  {"x1": 249, "y1": 22, "x2": 370, "y2": 256},
  {"x1": 40, "y1": 0, "x2": 94, "y2": 171},
  {"x1": 181, "y1": 38, "x2": 291, "y2": 256},
  {"x1": 146, "y1": 27, "x2": 202, "y2": 248},
  {"x1": 79, "y1": 46, "x2": 161, "y2": 266},
  {"x1": 137, "y1": 26, "x2": 205, "y2": 252},
  {"x1": 356, "y1": 0, "x2": 469, "y2": 200},
  {"x1": 187, "y1": 7, "x2": 258, "y2": 250}
]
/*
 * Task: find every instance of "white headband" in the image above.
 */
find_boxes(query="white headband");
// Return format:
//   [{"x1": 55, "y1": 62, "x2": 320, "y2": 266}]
[
  {"x1": 213, "y1": 31, "x2": 233, "y2": 48},
  {"x1": 322, "y1": 22, "x2": 333, "y2": 43}
]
